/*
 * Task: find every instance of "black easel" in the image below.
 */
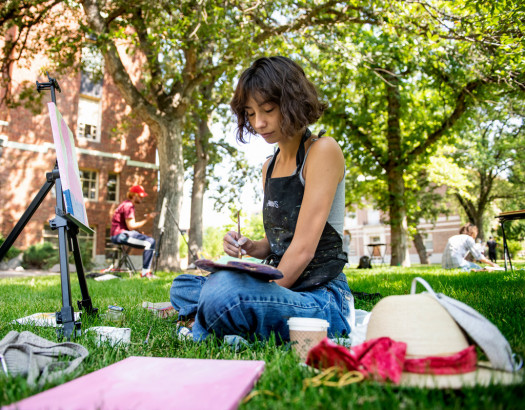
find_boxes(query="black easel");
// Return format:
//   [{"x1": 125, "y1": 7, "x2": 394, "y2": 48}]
[
  {"x1": 496, "y1": 210, "x2": 525, "y2": 272},
  {"x1": 0, "y1": 73, "x2": 97, "y2": 340}
]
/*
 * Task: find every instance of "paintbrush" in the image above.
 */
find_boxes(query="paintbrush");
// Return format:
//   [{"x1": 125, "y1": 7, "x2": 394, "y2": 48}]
[
  {"x1": 237, "y1": 211, "x2": 242, "y2": 259},
  {"x1": 144, "y1": 325, "x2": 152, "y2": 344}
]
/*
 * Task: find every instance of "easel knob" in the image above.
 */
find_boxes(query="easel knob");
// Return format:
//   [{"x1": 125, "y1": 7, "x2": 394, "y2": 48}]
[{"x1": 36, "y1": 72, "x2": 61, "y2": 103}]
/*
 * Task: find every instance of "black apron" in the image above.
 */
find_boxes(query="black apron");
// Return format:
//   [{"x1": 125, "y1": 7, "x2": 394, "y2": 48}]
[{"x1": 262, "y1": 129, "x2": 347, "y2": 291}]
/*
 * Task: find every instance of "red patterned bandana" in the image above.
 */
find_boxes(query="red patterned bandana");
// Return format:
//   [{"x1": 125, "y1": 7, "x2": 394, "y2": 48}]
[{"x1": 306, "y1": 337, "x2": 477, "y2": 384}]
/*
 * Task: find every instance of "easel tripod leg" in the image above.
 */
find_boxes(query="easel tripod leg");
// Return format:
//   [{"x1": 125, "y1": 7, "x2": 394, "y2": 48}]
[
  {"x1": 69, "y1": 228, "x2": 96, "y2": 314},
  {"x1": 55, "y1": 217, "x2": 79, "y2": 340},
  {"x1": 500, "y1": 220, "x2": 514, "y2": 273}
]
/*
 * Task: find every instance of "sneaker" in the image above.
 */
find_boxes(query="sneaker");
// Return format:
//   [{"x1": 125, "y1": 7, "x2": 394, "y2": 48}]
[
  {"x1": 174, "y1": 324, "x2": 193, "y2": 341},
  {"x1": 102, "y1": 264, "x2": 114, "y2": 273},
  {"x1": 141, "y1": 272, "x2": 158, "y2": 279}
]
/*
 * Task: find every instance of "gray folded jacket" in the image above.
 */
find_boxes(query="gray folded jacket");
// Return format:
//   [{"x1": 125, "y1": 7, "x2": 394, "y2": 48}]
[{"x1": 0, "y1": 330, "x2": 89, "y2": 388}]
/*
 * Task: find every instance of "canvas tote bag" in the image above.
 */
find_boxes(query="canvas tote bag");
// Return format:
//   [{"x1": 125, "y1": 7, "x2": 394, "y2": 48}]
[{"x1": 0, "y1": 330, "x2": 89, "y2": 387}]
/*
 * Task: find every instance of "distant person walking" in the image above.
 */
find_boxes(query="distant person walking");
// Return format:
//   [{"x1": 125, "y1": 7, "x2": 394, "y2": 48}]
[
  {"x1": 487, "y1": 236, "x2": 498, "y2": 263},
  {"x1": 442, "y1": 223, "x2": 500, "y2": 271}
]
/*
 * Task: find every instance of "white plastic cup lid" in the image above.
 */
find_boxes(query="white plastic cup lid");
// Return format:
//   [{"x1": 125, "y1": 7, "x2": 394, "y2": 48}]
[{"x1": 287, "y1": 317, "x2": 329, "y2": 331}]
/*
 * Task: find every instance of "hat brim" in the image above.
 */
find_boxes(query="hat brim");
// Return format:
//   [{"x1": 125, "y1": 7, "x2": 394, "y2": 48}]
[{"x1": 398, "y1": 363, "x2": 523, "y2": 389}]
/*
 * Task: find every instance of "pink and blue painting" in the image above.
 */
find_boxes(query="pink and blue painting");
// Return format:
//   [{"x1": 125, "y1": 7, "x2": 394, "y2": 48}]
[{"x1": 47, "y1": 102, "x2": 89, "y2": 228}]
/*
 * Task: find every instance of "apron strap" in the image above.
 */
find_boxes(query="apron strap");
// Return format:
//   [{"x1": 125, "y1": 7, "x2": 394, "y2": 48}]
[
  {"x1": 264, "y1": 128, "x2": 312, "y2": 187},
  {"x1": 295, "y1": 128, "x2": 312, "y2": 170}
]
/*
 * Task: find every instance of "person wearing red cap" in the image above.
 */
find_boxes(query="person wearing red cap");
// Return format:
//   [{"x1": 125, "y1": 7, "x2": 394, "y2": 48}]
[{"x1": 110, "y1": 185, "x2": 157, "y2": 278}]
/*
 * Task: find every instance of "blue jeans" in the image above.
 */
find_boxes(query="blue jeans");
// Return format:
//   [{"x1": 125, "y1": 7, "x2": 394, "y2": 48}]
[
  {"x1": 170, "y1": 270, "x2": 352, "y2": 342},
  {"x1": 459, "y1": 260, "x2": 482, "y2": 271},
  {"x1": 111, "y1": 231, "x2": 155, "y2": 270}
]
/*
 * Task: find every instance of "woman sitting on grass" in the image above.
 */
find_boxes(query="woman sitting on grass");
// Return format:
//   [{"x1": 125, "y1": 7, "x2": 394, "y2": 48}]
[
  {"x1": 442, "y1": 223, "x2": 500, "y2": 271},
  {"x1": 170, "y1": 56, "x2": 352, "y2": 342}
]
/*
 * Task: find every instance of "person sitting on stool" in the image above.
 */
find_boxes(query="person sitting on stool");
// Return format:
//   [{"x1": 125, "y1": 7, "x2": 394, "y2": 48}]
[{"x1": 110, "y1": 185, "x2": 157, "y2": 278}]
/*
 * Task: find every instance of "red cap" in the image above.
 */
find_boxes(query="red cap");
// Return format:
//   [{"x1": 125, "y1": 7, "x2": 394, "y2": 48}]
[{"x1": 129, "y1": 185, "x2": 148, "y2": 198}]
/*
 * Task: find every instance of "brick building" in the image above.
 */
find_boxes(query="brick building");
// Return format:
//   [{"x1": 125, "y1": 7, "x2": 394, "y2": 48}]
[
  {"x1": 344, "y1": 207, "x2": 462, "y2": 266},
  {"x1": 0, "y1": 47, "x2": 157, "y2": 268}
]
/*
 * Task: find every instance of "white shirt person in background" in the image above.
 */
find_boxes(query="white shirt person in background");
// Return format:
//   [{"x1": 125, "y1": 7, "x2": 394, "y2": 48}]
[{"x1": 442, "y1": 223, "x2": 500, "y2": 271}]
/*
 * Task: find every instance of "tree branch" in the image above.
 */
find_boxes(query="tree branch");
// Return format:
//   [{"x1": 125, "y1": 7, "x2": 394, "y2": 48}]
[
  {"x1": 0, "y1": 0, "x2": 63, "y2": 103},
  {"x1": 454, "y1": 192, "x2": 475, "y2": 223},
  {"x1": 337, "y1": 113, "x2": 386, "y2": 168},
  {"x1": 250, "y1": 1, "x2": 379, "y2": 44},
  {"x1": 81, "y1": 0, "x2": 163, "y2": 129},
  {"x1": 129, "y1": 8, "x2": 165, "y2": 105},
  {"x1": 409, "y1": 79, "x2": 484, "y2": 159}
]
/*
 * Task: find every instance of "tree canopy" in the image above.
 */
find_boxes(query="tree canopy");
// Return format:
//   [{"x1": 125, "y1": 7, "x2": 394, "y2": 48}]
[
  {"x1": 1, "y1": 0, "x2": 367, "y2": 269},
  {"x1": 2, "y1": 0, "x2": 524, "y2": 267},
  {"x1": 297, "y1": 0, "x2": 525, "y2": 265}
]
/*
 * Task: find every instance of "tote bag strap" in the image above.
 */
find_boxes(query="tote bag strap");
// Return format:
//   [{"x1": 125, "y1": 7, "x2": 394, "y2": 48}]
[{"x1": 410, "y1": 277, "x2": 438, "y2": 298}]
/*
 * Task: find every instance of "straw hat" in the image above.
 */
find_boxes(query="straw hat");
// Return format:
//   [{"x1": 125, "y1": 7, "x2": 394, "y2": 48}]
[{"x1": 366, "y1": 293, "x2": 522, "y2": 388}]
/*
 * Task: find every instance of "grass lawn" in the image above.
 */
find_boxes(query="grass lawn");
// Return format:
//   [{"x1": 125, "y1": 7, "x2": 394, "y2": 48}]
[{"x1": 1, "y1": 264, "x2": 524, "y2": 409}]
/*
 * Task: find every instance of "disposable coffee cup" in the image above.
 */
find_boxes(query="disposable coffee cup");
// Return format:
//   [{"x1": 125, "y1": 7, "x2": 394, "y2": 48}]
[{"x1": 288, "y1": 317, "x2": 329, "y2": 362}]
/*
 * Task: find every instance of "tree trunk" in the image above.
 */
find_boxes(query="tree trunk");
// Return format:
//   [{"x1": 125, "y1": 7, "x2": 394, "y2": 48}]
[
  {"x1": 188, "y1": 116, "x2": 210, "y2": 265},
  {"x1": 413, "y1": 230, "x2": 429, "y2": 264},
  {"x1": 472, "y1": 212, "x2": 485, "y2": 241},
  {"x1": 387, "y1": 169, "x2": 411, "y2": 266},
  {"x1": 384, "y1": 68, "x2": 410, "y2": 267},
  {"x1": 156, "y1": 120, "x2": 185, "y2": 271}
]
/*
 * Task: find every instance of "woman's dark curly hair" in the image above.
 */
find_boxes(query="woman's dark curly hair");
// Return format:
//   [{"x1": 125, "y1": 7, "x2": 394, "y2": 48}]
[{"x1": 230, "y1": 56, "x2": 326, "y2": 143}]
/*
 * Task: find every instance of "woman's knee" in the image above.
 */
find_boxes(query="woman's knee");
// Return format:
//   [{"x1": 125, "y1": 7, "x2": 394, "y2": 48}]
[
  {"x1": 199, "y1": 271, "x2": 242, "y2": 307},
  {"x1": 170, "y1": 274, "x2": 206, "y2": 309},
  {"x1": 197, "y1": 271, "x2": 255, "y2": 326}
]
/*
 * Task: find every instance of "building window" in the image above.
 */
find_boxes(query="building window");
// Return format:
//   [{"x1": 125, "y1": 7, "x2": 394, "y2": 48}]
[
  {"x1": 107, "y1": 172, "x2": 119, "y2": 202},
  {"x1": 78, "y1": 122, "x2": 97, "y2": 140},
  {"x1": 80, "y1": 169, "x2": 98, "y2": 200},
  {"x1": 77, "y1": 97, "x2": 101, "y2": 141},
  {"x1": 368, "y1": 210, "x2": 380, "y2": 225},
  {"x1": 80, "y1": 45, "x2": 104, "y2": 97},
  {"x1": 77, "y1": 45, "x2": 103, "y2": 142},
  {"x1": 424, "y1": 234, "x2": 434, "y2": 252}
]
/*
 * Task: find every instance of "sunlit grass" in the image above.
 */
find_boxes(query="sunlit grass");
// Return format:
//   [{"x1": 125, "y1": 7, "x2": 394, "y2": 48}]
[{"x1": 0, "y1": 265, "x2": 524, "y2": 409}]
